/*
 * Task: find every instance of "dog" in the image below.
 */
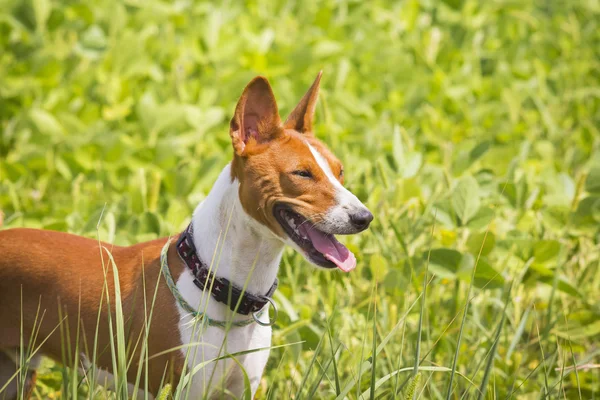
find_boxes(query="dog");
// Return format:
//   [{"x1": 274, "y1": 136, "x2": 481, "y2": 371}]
[{"x1": 0, "y1": 72, "x2": 373, "y2": 399}]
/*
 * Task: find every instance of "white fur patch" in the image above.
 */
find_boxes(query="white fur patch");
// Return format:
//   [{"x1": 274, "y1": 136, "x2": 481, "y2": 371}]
[
  {"x1": 306, "y1": 143, "x2": 368, "y2": 232},
  {"x1": 173, "y1": 164, "x2": 281, "y2": 398}
]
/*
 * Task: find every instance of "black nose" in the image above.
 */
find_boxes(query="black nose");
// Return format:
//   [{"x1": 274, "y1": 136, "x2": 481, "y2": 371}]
[{"x1": 350, "y1": 209, "x2": 373, "y2": 231}]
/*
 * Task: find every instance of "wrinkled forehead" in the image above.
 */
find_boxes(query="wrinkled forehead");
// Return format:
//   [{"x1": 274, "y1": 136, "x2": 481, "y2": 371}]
[{"x1": 282, "y1": 130, "x2": 342, "y2": 172}]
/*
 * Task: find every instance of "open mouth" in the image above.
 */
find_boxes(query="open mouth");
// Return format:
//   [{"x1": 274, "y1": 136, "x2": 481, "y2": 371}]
[{"x1": 273, "y1": 204, "x2": 356, "y2": 272}]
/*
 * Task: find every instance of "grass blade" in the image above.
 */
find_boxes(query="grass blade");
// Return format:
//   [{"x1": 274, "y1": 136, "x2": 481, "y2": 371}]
[
  {"x1": 370, "y1": 291, "x2": 377, "y2": 400},
  {"x1": 295, "y1": 329, "x2": 325, "y2": 399},
  {"x1": 334, "y1": 286, "x2": 427, "y2": 400},
  {"x1": 326, "y1": 319, "x2": 341, "y2": 396},
  {"x1": 533, "y1": 304, "x2": 550, "y2": 396},
  {"x1": 307, "y1": 343, "x2": 341, "y2": 399},
  {"x1": 412, "y1": 209, "x2": 435, "y2": 398},
  {"x1": 446, "y1": 227, "x2": 492, "y2": 399},
  {"x1": 359, "y1": 366, "x2": 480, "y2": 398},
  {"x1": 506, "y1": 305, "x2": 531, "y2": 361},
  {"x1": 102, "y1": 247, "x2": 129, "y2": 399},
  {"x1": 477, "y1": 285, "x2": 511, "y2": 399}
]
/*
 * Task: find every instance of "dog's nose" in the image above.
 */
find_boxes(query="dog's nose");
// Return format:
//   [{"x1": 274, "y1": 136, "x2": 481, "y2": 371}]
[{"x1": 350, "y1": 209, "x2": 373, "y2": 231}]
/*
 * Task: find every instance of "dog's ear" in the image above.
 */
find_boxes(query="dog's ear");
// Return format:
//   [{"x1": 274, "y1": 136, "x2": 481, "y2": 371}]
[
  {"x1": 230, "y1": 76, "x2": 282, "y2": 155},
  {"x1": 284, "y1": 71, "x2": 322, "y2": 134}
]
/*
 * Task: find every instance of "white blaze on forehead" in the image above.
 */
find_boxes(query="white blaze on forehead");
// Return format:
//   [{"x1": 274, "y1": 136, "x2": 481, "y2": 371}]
[
  {"x1": 306, "y1": 142, "x2": 364, "y2": 210},
  {"x1": 306, "y1": 142, "x2": 344, "y2": 189}
]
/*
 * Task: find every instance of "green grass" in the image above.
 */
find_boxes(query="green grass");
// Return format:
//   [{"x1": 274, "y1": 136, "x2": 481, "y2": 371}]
[{"x1": 1, "y1": 0, "x2": 600, "y2": 398}]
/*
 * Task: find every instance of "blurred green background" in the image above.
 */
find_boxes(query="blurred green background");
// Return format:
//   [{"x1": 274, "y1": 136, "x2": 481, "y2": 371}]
[{"x1": 1, "y1": 0, "x2": 600, "y2": 398}]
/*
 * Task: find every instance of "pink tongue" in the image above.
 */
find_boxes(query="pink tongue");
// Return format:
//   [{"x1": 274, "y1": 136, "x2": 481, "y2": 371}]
[{"x1": 299, "y1": 225, "x2": 356, "y2": 272}]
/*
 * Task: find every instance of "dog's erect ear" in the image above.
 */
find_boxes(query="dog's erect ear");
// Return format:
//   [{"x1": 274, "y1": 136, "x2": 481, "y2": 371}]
[
  {"x1": 230, "y1": 76, "x2": 281, "y2": 155},
  {"x1": 284, "y1": 71, "x2": 322, "y2": 133}
]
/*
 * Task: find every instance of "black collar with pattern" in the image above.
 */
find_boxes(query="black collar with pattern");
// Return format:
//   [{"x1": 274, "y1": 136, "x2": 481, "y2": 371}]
[{"x1": 175, "y1": 224, "x2": 278, "y2": 316}]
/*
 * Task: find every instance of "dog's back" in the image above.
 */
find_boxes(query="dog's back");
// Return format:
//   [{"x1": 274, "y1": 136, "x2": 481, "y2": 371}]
[{"x1": 0, "y1": 228, "x2": 184, "y2": 396}]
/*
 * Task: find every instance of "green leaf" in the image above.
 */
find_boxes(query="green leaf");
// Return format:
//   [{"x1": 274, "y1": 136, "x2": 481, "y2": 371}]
[
  {"x1": 427, "y1": 248, "x2": 462, "y2": 278},
  {"x1": 537, "y1": 275, "x2": 581, "y2": 297},
  {"x1": 54, "y1": 157, "x2": 72, "y2": 180},
  {"x1": 452, "y1": 176, "x2": 481, "y2": 225},
  {"x1": 401, "y1": 152, "x2": 423, "y2": 178},
  {"x1": 556, "y1": 320, "x2": 600, "y2": 340},
  {"x1": 392, "y1": 125, "x2": 405, "y2": 168},
  {"x1": 137, "y1": 212, "x2": 161, "y2": 235},
  {"x1": 432, "y1": 202, "x2": 457, "y2": 228},
  {"x1": 457, "y1": 254, "x2": 505, "y2": 289},
  {"x1": 500, "y1": 182, "x2": 517, "y2": 208},
  {"x1": 469, "y1": 141, "x2": 491, "y2": 163},
  {"x1": 29, "y1": 109, "x2": 65, "y2": 137},
  {"x1": 313, "y1": 40, "x2": 343, "y2": 57},
  {"x1": 369, "y1": 253, "x2": 388, "y2": 279},
  {"x1": 466, "y1": 232, "x2": 496, "y2": 256},
  {"x1": 81, "y1": 25, "x2": 107, "y2": 50},
  {"x1": 572, "y1": 196, "x2": 600, "y2": 226},
  {"x1": 184, "y1": 106, "x2": 225, "y2": 132},
  {"x1": 472, "y1": 259, "x2": 505, "y2": 289},
  {"x1": 585, "y1": 167, "x2": 600, "y2": 194},
  {"x1": 533, "y1": 240, "x2": 561, "y2": 264},
  {"x1": 33, "y1": 0, "x2": 51, "y2": 32}
]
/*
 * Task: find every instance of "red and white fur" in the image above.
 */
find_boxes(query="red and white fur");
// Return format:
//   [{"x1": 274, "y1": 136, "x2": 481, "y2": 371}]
[{"x1": 0, "y1": 72, "x2": 372, "y2": 399}]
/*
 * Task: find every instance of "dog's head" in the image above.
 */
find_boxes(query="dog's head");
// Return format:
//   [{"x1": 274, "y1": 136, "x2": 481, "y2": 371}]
[{"x1": 229, "y1": 72, "x2": 372, "y2": 272}]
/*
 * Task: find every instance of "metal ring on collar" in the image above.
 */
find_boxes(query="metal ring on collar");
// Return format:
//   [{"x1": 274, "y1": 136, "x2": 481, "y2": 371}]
[{"x1": 252, "y1": 297, "x2": 278, "y2": 327}]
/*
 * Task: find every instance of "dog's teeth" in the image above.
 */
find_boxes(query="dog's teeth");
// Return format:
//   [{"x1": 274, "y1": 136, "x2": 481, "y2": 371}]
[
  {"x1": 283, "y1": 213, "x2": 308, "y2": 239},
  {"x1": 286, "y1": 217, "x2": 296, "y2": 229},
  {"x1": 297, "y1": 228, "x2": 306, "y2": 239}
]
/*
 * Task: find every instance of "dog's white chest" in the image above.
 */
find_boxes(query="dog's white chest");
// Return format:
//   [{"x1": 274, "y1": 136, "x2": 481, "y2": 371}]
[{"x1": 177, "y1": 312, "x2": 272, "y2": 398}]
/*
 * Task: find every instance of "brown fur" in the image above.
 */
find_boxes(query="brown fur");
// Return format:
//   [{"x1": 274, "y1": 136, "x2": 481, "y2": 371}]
[{"x1": 0, "y1": 228, "x2": 185, "y2": 396}]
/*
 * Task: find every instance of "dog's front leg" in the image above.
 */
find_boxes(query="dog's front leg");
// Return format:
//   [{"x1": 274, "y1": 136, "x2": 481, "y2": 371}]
[
  {"x1": 226, "y1": 325, "x2": 272, "y2": 399},
  {"x1": 203, "y1": 348, "x2": 270, "y2": 400},
  {"x1": 229, "y1": 347, "x2": 271, "y2": 399}
]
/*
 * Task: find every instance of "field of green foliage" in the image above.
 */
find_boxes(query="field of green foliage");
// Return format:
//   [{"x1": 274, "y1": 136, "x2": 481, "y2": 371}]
[{"x1": 1, "y1": 0, "x2": 600, "y2": 398}]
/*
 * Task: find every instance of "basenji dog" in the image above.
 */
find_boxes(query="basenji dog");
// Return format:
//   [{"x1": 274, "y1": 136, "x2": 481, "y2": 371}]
[{"x1": 0, "y1": 72, "x2": 373, "y2": 399}]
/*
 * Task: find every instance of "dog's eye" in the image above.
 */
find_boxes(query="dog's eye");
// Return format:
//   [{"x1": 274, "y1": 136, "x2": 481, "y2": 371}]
[
  {"x1": 292, "y1": 170, "x2": 313, "y2": 179},
  {"x1": 339, "y1": 168, "x2": 344, "y2": 178}
]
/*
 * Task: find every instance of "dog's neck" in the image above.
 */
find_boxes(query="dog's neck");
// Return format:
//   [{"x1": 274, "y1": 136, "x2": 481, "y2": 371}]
[{"x1": 186, "y1": 164, "x2": 284, "y2": 306}]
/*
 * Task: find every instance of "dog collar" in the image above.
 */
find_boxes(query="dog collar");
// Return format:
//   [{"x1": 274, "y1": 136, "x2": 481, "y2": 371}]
[
  {"x1": 176, "y1": 223, "x2": 278, "y2": 316},
  {"x1": 160, "y1": 239, "x2": 268, "y2": 328}
]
